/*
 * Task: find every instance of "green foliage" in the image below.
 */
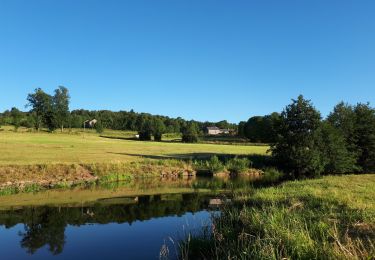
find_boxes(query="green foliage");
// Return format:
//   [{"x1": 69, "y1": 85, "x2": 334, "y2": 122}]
[
  {"x1": 226, "y1": 157, "x2": 251, "y2": 174},
  {"x1": 27, "y1": 88, "x2": 53, "y2": 131},
  {"x1": 182, "y1": 175, "x2": 375, "y2": 259},
  {"x1": 328, "y1": 102, "x2": 375, "y2": 172},
  {"x1": 99, "y1": 172, "x2": 133, "y2": 183},
  {"x1": 151, "y1": 118, "x2": 166, "y2": 141},
  {"x1": 272, "y1": 95, "x2": 324, "y2": 178},
  {"x1": 318, "y1": 122, "x2": 357, "y2": 174},
  {"x1": 327, "y1": 102, "x2": 357, "y2": 149},
  {"x1": 95, "y1": 120, "x2": 104, "y2": 134},
  {"x1": 44, "y1": 109, "x2": 57, "y2": 132},
  {"x1": 10, "y1": 107, "x2": 23, "y2": 131},
  {"x1": 262, "y1": 167, "x2": 284, "y2": 182},
  {"x1": 243, "y1": 112, "x2": 280, "y2": 143},
  {"x1": 206, "y1": 156, "x2": 225, "y2": 174},
  {"x1": 182, "y1": 122, "x2": 199, "y2": 143},
  {"x1": 138, "y1": 119, "x2": 152, "y2": 141},
  {"x1": 237, "y1": 121, "x2": 246, "y2": 137},
  {"x1": 53, "y1": 86, "x2": 70, "y2": 132},
  {"x1": 353, "y1": 103, "x2": 375, "y2": 172}
]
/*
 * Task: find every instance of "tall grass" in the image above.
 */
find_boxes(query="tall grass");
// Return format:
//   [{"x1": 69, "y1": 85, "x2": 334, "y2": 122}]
[
  {"x1": 226, "y1": 157, "x2": 252, "y2": 174},
  {"x1": 181, "y1": 174, "x2": 375, "y2": 259}
]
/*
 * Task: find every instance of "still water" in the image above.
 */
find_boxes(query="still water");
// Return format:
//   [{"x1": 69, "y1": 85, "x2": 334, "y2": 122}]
[{"x1": 0, "y1": 176, "x2": 261, "y2": 260}]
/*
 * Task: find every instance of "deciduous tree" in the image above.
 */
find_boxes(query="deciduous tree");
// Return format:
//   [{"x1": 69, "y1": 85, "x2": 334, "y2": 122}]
[
  {"x1": 53, "y1": 86, "x2": 70, "y2": 132},
  {"x1": 26, "y1": 88, "x2": 53, "y2": 131}
]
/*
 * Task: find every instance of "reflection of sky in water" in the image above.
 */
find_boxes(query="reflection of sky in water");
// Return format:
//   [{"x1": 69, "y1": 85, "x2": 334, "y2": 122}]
[{"x1": 0, "y1": 211, "x2": 211, "y2": 260}]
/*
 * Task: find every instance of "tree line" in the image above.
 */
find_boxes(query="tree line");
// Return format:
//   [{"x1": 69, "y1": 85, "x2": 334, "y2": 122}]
[
  {"x1": 0, "y1": 87, "x2": 236, "y2": 142},
  {"x1": 1, "y1": 88, "x2": 374, "y2": 175},
  {"x1": 270, "y1": 95, "x2": 375, "y2": 177}
]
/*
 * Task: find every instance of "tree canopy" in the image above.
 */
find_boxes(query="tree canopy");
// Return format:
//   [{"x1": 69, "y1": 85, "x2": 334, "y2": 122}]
[{"x1": 272, "y1": 95, "x2": 324, "y2": 178}]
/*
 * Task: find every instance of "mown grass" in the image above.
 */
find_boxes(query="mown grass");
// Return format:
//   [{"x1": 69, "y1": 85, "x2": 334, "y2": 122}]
[
  {"x1": 182, "y1": 174, "x2": 375, "y2": 259},
  {"x1": 0, "y1": 129, "x2": 268, "y2": 165}
]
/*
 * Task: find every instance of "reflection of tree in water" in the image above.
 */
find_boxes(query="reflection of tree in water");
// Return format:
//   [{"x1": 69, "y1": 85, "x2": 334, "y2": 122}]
[
  {"x1": 0, "y1": 192, "x2": 210, "y2": 255},
  {"x1": 19, "y1": 208, "x2": 65, "y2": 255}
]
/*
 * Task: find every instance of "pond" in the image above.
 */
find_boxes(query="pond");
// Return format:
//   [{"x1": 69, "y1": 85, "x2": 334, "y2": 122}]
[{"x1": 0, "y1": 175, "x2": 264, "y2": 259}]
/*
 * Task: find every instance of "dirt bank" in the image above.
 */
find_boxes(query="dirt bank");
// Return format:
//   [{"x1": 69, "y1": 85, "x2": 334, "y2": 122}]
[{"x1": 0, "y1": 160, "x2": 196, "y2": 193}]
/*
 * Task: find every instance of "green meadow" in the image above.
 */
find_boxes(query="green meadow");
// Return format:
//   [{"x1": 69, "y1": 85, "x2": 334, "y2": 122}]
[{"x1": 0, "y1": 128, "x2": 268, "y2": 165}]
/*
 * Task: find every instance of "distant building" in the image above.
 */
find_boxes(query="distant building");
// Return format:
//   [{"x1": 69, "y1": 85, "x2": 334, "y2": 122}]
[
  {"x1": 206, "y1": 126, "x2": 231, "y2": 135},
  {"x1": 84, "y1": 119, "x2": 97, "y2": 128},
  {"x1": 206, "y1": 126, "x2": 221, "y2": 135}
]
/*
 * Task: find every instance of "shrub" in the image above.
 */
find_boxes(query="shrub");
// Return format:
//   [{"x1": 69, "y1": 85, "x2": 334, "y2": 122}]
[
  {"x1": 226, "y1": 157, "x2": 251, "y2": 174},
  {"x1": 206, "y1": 156, "x2": 225, "y2": 174}
]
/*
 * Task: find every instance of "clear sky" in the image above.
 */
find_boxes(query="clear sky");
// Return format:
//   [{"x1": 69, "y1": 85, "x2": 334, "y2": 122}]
[{"x1": 0, "y1": 0, "x2": 374, "y2": 123}]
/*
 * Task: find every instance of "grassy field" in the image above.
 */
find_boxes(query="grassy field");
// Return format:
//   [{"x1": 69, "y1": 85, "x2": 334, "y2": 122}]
[
  {"x1": 0, "y1": 128, "x2": 268, "y2": 165},
  {"x1": 184, "y1": 174, "x2": 375, "y2": 259}
]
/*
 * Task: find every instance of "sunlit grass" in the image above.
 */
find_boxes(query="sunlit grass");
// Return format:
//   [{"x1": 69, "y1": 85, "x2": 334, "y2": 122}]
[
  {"x1": 0, "y1": 129, "x2": 269, "y2": 165},
  {"x1": 183, "y1": 174, "x2": 375, "y2": 259}
]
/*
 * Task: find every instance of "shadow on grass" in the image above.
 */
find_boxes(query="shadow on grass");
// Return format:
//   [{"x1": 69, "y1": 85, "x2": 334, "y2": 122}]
[{"x1": 100, "y1": 135, "x2": 138, "y2": 141}]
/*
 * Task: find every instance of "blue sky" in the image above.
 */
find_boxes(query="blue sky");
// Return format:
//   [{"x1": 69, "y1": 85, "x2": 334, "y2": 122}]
[{"x1": 0, "y1": 0, "x2": 374, "y2": 123}]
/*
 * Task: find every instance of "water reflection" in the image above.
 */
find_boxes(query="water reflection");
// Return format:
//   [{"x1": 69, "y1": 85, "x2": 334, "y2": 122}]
[
  {"x1": 0, "y1": 175, "x2": 268, "y2": 258},
  {"x1": 0, "y1": 193, "x2": 210, "y2": 256}
]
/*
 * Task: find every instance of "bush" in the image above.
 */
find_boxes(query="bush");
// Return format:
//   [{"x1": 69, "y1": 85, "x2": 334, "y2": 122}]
[
  {"x1": 226, "y1": 157, "x2": 251, "y2": 174},
  {"x1": 206, "y1": 156, "x2": 225, "y2": 174}
]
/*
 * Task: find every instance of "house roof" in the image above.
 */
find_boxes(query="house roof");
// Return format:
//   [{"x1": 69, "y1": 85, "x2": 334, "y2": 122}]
[{"x1": 207, "y1": 126, "x2": 220, "y2": 130}]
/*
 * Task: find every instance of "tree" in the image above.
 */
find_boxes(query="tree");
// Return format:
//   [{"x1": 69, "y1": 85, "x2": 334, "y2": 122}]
[
  {"x1": 152, "y1": 118, "x2": 166, "y2": 142},
  {"x1": 272, "y1": 95, "x2": 324, "y2": 178},
  {"x1": 138, "y1": 118, "x2": 152, "y2": 141},
  {"x1": 237, "y1": 121, "x2": 246, "y2": 137},
  {"x1": 318, "y1": 121, "x2": 357, "y2": 174},
  {"x1": 216, "y1": 120, "x2": 230, "y2": 129},
  {"x1": 10, "y1": 107, "x2": 23, "y2": 131},
  {"x1": 327, "y1": 102, "x2": 357, "y2": 155},
  {"x1": 182, "y1": 122, "x2": 199, "y2": 143},
  {"x1": 328, "y1": 102, "x2": 375, "y2": 172},
  {"x1": 26, "y1": 88, "x2": 53, "y2": 131},
  {"x1": 44, "y1": 109, "x2": 57, "y2": 132},
  {"x1": 53, "y1": 86, "x2": 70, "y2": 132},
  {"x1": 244, "y1": 116, "x2": 265, "y2": 142},
  {"x1": 244, "y1": 113, "x2": 280, "y2": 143},
  {"x1": 353, "y1": 103, "x2": 375, "y2": 172}
]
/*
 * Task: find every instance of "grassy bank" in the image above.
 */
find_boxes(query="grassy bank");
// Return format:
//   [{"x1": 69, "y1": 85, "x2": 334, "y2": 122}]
[
  {"x1": 0, "y1": 130, "x2": 268, "y2": 194},
  {"x1": 182, "y1": 174, "x2": 375, "y2": 259},
  {"x1": 0, "y1": 160, "x2": 197, "y2": 195}
]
